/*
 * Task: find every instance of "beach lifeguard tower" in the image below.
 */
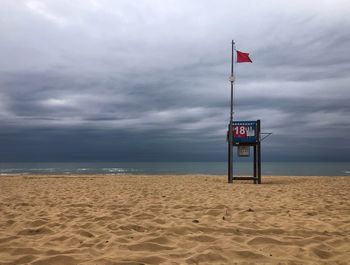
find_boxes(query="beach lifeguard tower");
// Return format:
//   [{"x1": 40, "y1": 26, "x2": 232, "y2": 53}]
[{"x1": 227, "y1": 120, "x2": 261, "y2": 184}]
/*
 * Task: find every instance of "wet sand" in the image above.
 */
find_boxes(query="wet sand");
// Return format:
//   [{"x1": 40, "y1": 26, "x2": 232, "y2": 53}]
[{"x1": 0, "y1": 175, "x2": 349, "y2": 264}]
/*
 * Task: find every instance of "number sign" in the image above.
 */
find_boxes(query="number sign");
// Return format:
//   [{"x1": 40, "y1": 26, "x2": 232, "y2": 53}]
[{"x1": 232, "y1": 121, "x2": 257, "y2": 143}]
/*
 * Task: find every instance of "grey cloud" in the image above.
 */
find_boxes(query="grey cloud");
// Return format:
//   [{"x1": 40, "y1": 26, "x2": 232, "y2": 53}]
[{"x1": 0, "y1": 0, "x2": 349, "y2": 162}]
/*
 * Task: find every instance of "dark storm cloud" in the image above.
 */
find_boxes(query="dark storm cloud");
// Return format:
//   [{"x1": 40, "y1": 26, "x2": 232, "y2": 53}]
[{"x1": 0, "y1": 0, "x2": 349, "y2": 162}]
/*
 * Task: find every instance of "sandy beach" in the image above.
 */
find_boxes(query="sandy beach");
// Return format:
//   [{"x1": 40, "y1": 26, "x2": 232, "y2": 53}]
[{"x1": 0, "y1": 175, "x2": 349, "y2": 264}]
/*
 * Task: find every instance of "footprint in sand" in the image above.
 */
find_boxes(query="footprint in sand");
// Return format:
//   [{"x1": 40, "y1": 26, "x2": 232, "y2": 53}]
[
  {"x1": 247, "y1": 236, "x2": 289, "y2": 246},
  {"x1": 187, "y1": 251, "x2": 228, "y2": 263},
  {"x1": 127, "y1": 242, "x2": 174, "y2": 251},
  {"x1": 17, "y1": 226, "x2": 53, "y2": 236},
  {"x1": 187, "y1": 235, "x2": 217, "y2": 242},
  {"x1": 76, "y1": 229, "x2": 94, "y2": 238},
  {"x1": 31, "y1": 255, "x2": 78, "y2": 265}
]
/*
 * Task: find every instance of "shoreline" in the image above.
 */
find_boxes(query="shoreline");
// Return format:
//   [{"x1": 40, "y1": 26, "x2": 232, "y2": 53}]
[
  {"x1": 1, "y1": 162, "x2": 349, "y2": 177},
  {"x1": 1, "y1": 173, "x2": 349, "y2": 177}
]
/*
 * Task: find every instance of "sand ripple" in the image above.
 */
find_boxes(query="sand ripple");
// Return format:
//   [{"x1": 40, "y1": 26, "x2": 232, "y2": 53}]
[{"x1": 0, "y1": 175, "x2": 349, "y2": 264}]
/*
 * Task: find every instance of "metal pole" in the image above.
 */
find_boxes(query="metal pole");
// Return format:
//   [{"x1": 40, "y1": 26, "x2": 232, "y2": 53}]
[
  {"x1": 253, "y1": 145, "x2": 257, "y2": 184},
  {"x1": 228, "y1": 40, "x2": 235, "y2": 183},
  {"x1": 257, "y1": 120, "x2": 262, "y2": 184},
  {"x1": 228, "y1": 125, "x2": 231, "y2": 181}
]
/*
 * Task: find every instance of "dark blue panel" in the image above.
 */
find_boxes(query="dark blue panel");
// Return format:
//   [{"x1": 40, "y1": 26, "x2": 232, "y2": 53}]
[{"x1": 232, "y1": 121, "x2": 257, "y2": 143}]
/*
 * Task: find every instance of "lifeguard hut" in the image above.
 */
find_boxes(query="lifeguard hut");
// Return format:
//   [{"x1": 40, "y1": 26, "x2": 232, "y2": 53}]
[{"x1": 227, "y1": 120, "x2": 261, "y2": 184}]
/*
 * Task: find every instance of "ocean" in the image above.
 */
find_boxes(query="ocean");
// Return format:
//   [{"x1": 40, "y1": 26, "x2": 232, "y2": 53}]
[{"x1": 0, "y1": 162, "x2": 349, "y2": 176}]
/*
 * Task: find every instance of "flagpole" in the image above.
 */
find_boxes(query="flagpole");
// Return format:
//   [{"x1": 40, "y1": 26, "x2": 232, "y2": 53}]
[{"x1": 228, "y1": 40, "x2": 235, "y2": 183}]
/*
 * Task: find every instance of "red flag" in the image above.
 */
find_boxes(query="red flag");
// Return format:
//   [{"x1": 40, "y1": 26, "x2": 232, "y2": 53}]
[{"x1": 236, "y1": 50, "x2": 252, "y2": 63}]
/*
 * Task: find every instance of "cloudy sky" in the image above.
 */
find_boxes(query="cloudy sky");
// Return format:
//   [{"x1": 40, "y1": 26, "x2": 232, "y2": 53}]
[{"x1": 0, "y1": 0, "x2": 349, "y2": 162}]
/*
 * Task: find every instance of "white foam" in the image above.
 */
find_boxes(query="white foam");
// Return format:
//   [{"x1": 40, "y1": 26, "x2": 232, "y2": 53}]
[{"x1": 0, "y1": 173, "x2": 28, "y2": 176}]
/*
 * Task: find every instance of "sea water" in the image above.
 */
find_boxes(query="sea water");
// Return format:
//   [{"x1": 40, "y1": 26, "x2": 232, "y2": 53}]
[{"x1": 0, "y1": 162, "x2": 349, "y2": 176}]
